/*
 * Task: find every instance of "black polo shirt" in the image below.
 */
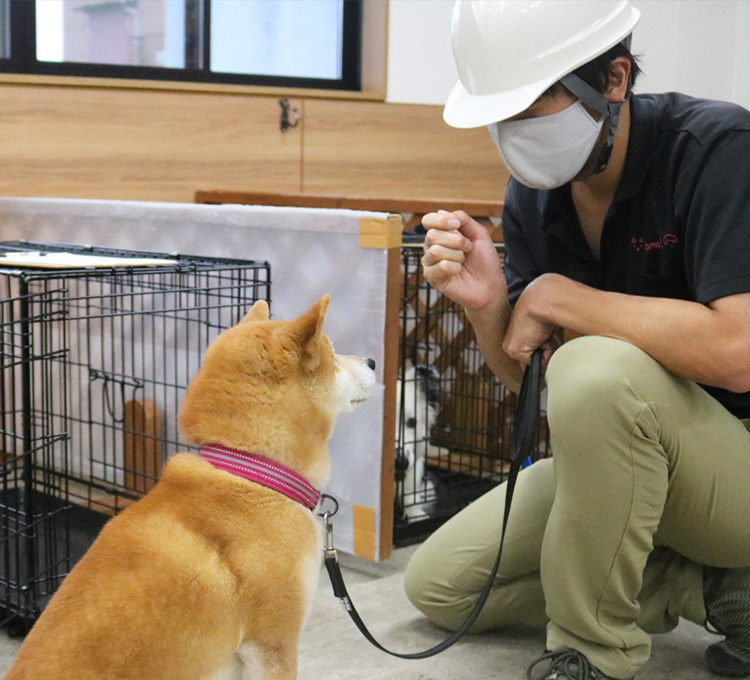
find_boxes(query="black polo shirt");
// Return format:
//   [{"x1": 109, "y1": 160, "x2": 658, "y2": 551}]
[{"x1": 502, "y1": 92, "x2": 750, "y2": 418}]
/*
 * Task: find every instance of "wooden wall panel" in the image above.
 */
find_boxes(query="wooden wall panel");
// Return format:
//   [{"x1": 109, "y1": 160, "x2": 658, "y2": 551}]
[
  {"x1": 0, "y1": 84, "x2": 302, "y2": 202},
  {"x1": 0, "y1": 82, "x2": 510, "y2": 206},
  {"x1": 302, "y1": 99, "x2": 510, "y2": 203}
]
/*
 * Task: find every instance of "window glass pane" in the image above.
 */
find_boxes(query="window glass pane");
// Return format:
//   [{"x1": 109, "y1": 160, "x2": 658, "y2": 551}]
[
  {"x1": 36, "y1": 0, "x2": 186, "y2": 68},
  {"x1": 210, "y1": 0, "x2": 343, "y2": 80},
  {"x1": 36, "y1": 0, "x2": 64, "y2": 62},
  {"x1": 0, "y1": 0, "x2": 10, "y2": 59}
]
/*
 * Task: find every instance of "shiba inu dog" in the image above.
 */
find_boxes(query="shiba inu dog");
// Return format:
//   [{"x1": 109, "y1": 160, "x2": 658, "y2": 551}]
[{"x1": 5, "y1": 295, "x2": 375, "y2": 680}]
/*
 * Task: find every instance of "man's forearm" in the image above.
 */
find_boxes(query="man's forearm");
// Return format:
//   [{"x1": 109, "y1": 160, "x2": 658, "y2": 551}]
[
  {"x1": 522, "y1": 273, "x2": 750, "y2": 392},
  {"x1": 465, "y1": 298, "x2": 525, "y2": 393}
]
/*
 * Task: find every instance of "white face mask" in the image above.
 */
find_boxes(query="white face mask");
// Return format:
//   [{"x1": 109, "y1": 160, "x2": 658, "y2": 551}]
[{"x1": 488, "y1": 100, "x2": 604, "y2": 190}]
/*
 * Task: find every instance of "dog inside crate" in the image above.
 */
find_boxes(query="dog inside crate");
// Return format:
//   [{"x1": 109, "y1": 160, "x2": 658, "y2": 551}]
[
  {"x1": 395, "y1": 364, "x2": 442, "y2": 518},
  {"x1": 0, "y1": 241, "x2": 270, "y2": 631}
]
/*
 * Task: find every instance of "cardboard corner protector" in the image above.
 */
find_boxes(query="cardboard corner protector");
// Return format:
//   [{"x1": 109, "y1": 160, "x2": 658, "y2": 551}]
[
  {"x1": 358, "y1": 214, "x2": 402, "y2": 249},
  {"x1": 351, "y1": 504, "x2": 376, "y2": 560}
]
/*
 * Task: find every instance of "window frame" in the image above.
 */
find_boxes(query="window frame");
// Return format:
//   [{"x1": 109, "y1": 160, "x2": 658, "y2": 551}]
[{"x1": 0, "y1": 0, "x2": 362, "y2": 92}]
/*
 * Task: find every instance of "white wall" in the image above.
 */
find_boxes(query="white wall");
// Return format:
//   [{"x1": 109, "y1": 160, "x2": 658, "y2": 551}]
[
  {"x1": 386, "y1": 0, "x2": 750, "y2": 112},
  {"x1": 386, "y1": 0, "x2": 457, "y2": 106}
]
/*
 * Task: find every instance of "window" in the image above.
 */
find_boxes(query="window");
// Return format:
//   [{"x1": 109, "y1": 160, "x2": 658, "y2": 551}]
[{"x1": 1, "y1": 0, "x2": 361, "y2": 91}]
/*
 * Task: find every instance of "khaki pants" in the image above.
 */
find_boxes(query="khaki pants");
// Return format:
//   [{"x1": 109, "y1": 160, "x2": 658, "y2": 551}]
[{"x1": 404, "y1": 336, "x2": 750, "y2": 679}]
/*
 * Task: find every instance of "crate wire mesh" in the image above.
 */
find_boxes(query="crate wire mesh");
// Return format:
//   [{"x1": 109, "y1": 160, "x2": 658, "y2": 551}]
[
  {"x1": 0, "y1": 241, "x2": 270, "y2": 631},
  {"x1": 395, "y1": 243, "x2": 550, "y2": 543}
]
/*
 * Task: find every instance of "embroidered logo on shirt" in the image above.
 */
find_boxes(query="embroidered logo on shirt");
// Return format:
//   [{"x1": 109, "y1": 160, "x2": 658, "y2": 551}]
[{"x1": 630, "y1": 234, "x2": 679, "y2": 252}]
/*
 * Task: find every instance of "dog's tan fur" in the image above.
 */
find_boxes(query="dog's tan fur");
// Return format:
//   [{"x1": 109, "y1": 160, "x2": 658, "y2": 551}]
[{"x1": 6, "y1": 295, "x2": 375, "y2": 680}]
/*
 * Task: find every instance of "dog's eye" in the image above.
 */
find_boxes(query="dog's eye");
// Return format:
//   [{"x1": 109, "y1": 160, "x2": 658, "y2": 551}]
[{"x1": 406, "y1": 417, "x2": 417, "y2": 429}]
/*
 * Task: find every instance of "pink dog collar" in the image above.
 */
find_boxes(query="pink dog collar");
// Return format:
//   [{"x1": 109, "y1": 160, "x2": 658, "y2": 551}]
[{"x1": 199, "y1": 444, "x2": 321, "y2": 510}]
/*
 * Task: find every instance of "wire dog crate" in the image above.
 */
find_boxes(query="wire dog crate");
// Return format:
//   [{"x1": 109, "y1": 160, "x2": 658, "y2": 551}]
[
  {"x1": 395, "y1": 241, "x2": 550, "y2": 543},
  {"x1": 0, "y1": 241, "x2": 270, "y2": 632}
]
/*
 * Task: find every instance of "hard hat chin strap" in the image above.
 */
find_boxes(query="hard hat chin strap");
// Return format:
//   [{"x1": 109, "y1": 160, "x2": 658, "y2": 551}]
[{"x1": 559, "y1": 71, "x2": 631, "y2": 149}]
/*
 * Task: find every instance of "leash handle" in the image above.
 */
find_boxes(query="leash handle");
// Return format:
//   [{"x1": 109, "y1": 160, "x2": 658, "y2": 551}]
[
  {"x1": 324, "y1": 349, "x2": 544, "y2": 659},
  {"x1": 512, "y1": 349, "x2": 543, "y2": 464}
]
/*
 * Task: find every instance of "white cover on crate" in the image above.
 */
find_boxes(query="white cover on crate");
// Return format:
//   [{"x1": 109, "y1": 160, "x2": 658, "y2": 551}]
[{"x1": 0, "y1": 197, "x2": 390, "y2": 560}]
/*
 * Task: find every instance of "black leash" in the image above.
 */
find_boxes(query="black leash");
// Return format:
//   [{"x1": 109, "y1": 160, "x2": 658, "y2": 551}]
[{"x1": 321, "y1": 349, "x2": 543, "y2": 659}]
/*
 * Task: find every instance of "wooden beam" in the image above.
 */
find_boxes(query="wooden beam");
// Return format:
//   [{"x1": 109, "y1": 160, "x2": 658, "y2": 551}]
[{"x1": 195, "y1": 190, "x2": 503, "y2": 218}]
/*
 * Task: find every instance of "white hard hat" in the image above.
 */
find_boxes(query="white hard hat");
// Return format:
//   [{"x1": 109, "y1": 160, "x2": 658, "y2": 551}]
[{"x1": 444, "y1": 0, "x2": 641, "y2": 129}]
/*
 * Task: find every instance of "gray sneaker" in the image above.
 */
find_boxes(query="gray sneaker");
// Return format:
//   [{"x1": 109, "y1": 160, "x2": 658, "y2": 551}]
[
  {"x1": 704, "y1": 565, "x2": 750, "y2": 676},
  {"x1": 526, "y1": 649, "x2": 631, "y2": 680}
]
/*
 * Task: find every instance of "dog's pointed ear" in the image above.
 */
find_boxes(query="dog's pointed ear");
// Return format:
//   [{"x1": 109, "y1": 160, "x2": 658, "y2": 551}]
[
  {"x1": 291, "y1": 295, "x2": 330, "y2": 369},
  {"x1": 241, "y1": 299, "x2": 270, "y2": 324}
]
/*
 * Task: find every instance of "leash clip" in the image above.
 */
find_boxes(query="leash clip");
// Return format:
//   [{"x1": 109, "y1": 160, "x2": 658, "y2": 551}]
[
  {"x1": 318, "y1": 493, "x2": 339, "y2": 561},
  {"x1": 324, "y1": 513, "x2": 336, "y2": 558}
]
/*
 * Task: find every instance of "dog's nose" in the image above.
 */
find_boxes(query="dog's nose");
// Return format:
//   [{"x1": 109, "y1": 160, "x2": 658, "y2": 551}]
[{"x1": 366, "y1": 358, "x2": 376, "y2": 370}]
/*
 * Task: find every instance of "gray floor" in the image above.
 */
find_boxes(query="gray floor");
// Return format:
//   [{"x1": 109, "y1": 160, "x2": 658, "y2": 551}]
[{"x1": 0, "y1": 544, "x2": 725, "y2": 679}]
